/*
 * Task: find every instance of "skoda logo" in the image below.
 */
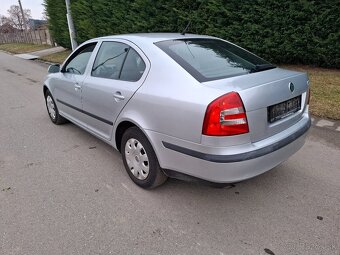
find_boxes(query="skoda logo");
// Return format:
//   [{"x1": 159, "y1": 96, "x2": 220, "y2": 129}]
[{"x1": 289, "y1": 82, "x2": 295, "y2": 93}]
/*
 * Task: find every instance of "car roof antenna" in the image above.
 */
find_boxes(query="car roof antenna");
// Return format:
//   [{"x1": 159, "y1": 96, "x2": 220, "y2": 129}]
[
  {"x1": 180, "y1": 0, "x2": 205, "y2": 35},
  {"x1": 181, "y1": 21, "x2": 192, "y2": 35}
]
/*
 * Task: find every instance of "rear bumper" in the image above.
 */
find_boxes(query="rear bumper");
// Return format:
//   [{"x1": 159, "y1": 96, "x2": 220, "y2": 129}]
[
  {"x1": 145, "y1": 114, "x2": 310, "y2": 183},
  {"x1": 162, "y1": 118, "x2": 310, "y2": 163}
]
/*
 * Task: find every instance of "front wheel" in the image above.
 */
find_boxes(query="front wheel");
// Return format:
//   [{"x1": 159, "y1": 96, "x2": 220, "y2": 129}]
[
  {"x1": 121, "y1": 127, "x2": 167, "y2": 189},
  {"x1": 45, "y1": 90, "x2": 67, "y2": 125}
]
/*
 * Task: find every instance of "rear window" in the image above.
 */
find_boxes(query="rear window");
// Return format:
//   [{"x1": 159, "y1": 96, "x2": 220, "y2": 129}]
[{"x1": 155, "y1": 39, "x2": 275, "y2": 82}]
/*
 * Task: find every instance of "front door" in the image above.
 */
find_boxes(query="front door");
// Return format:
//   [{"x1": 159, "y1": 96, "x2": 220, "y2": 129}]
[
  {"x1": 81, "y1": 40, "x2": 148, "y2": 140},
  {"x1": 54, "y1": 43, "x2": 97, "y2": 126}
]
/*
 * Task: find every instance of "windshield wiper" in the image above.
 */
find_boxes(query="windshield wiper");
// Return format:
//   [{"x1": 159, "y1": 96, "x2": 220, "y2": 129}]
[{"x1": 250, "y1": 64, "x2": 276, "y2": 73}]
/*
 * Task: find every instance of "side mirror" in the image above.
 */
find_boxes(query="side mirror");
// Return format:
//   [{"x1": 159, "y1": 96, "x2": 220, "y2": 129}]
[{"x1": 48, "y1": 64, "x2": 60, "y2": 73}]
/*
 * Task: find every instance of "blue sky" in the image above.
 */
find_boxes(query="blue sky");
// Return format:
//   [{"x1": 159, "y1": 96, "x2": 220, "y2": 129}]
[{"x1": 0, "y1": 0, "x2": 44, "y2": 19}]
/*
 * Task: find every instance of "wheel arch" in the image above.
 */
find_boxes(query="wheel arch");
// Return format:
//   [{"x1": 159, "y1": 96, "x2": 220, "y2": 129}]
[
  {"x1": 115, "y1": 120, "x2": 137, "y2": 152},
  {"x1": 43, "y1": 84, "x2": 49, "y2": 96},
  {"x1": 113, "y1": 118, "x2": 158, "y2": 158}
]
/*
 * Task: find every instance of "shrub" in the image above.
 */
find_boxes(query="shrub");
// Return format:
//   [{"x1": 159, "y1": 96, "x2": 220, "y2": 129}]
[{"x1": 44, "y1": 0, "x2": 340, "y2": 68}]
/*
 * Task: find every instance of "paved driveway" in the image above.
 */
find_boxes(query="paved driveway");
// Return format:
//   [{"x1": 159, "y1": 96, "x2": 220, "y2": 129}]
[
  {"x1": 14, "y1": 46, "x2": 65, "y2": 60},
  {"x1": 0, "y1": 52, "x2": 339, "y2": 255}
]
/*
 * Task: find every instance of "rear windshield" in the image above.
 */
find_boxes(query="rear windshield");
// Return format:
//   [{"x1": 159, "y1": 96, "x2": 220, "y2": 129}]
[{"x1": 155, "y1": 39, "x2": 275, "y2": 82}]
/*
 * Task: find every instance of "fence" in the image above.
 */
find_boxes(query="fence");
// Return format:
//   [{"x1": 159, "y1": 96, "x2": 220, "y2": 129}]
[{"x1": 0, "y1": 29, "x2": 54, "y2": 45}]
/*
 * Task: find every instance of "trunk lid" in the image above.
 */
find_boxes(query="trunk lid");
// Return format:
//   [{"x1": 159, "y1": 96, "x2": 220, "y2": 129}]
[{"x1": 202, "y1": 68, "x2": 309, "y2": 142}]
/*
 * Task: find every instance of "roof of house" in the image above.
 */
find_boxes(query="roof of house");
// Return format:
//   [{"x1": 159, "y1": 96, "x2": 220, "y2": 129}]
[
  {"x1": 0, "y1": 23, "x2": 18, "y2": 33},
  {"x1": 28, "y1": 19, "x2": 48, "y2": 30}
]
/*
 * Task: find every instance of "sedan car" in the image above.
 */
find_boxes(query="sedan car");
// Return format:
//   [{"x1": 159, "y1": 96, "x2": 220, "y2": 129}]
[{"x1": 43, "y1": 33, "x2": 311, "y2": 188}]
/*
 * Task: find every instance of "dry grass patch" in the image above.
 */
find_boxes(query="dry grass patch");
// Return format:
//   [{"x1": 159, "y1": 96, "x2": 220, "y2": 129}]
[
  {"x1": 0, "y1": 43, "x2": 52, "y2": 54},
  {"x1": 39, "y1": 50, "x2": 72, "y2": 64},
  {"x1": 282, "y1": 65, "x2": 340, "y2": 120}
]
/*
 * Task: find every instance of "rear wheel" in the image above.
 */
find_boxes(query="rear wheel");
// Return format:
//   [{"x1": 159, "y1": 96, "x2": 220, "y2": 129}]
[
  {"x1": 121, "y1": 127, "x2": 167, "y2": 189},
  {"x1": 45, "y1": 90, "x2": 67, "y2": 125}
]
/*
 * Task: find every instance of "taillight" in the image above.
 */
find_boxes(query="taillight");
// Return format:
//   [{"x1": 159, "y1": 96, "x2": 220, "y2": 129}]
[{"x1": 202, "y1": 92, "x2": 249, "y2": 136}]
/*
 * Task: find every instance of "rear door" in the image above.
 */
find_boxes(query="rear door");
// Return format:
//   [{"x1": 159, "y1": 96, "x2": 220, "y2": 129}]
[{"x1": 81, "y1": 40, "x2": 149, "y2": 140}]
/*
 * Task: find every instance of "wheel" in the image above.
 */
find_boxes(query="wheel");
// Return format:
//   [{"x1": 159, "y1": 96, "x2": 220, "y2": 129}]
[
  {"x1": 121, "y1": 127, "x2": 167, "y2": 189},
  {"x1": 45, "y1": 90, "x2": 67, "y2": 125}
]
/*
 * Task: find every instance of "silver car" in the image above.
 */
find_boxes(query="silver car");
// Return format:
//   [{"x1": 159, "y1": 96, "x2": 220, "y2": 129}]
[{"x1": 43, "y1": 33, "x2": 311, "y2": 188}]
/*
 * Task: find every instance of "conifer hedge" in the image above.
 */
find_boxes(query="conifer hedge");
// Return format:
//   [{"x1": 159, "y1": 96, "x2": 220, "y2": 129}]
[{"x1": 44, "y1": 0, "x2": 340, "y2": 68}]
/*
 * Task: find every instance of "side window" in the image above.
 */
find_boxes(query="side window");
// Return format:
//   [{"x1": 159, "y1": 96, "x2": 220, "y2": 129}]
[
  {"x1": 120, "y1": 48, "x2": 146, "y2": 82},
  {"x1": 92, "y1": 42, "x2": 128, "y2": 79},
  {"x1": 64, "y1": 43, "x2": 96, "y2": 75}
]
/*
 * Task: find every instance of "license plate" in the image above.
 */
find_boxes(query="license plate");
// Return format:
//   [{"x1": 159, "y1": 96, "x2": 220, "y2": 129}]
[{"x1": 268, "y1": 96, "x2": 301, "y2": 123}]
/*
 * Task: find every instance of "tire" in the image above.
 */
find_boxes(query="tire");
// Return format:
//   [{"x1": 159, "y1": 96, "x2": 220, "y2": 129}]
[
  {"x1": 44, "y1": 90, "x2": 67, "y2": 125},
  {"x1": 121, "y1": 127, "x2": 167, "y2": 189}
]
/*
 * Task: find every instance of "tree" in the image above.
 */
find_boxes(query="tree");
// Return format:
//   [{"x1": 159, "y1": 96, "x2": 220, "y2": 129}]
[
  {"x1": 43, "y1": 0, "x2": 70, "y2": 47},
  {"x1": 0, "y1": 15, "x2": 6, "y2": 26},
  {"x1": 44, "y1": 0, "x2": 339, "y2": 67},
  {"x1": 6, "y1": 5, "x2": 32, "y2": 30}
]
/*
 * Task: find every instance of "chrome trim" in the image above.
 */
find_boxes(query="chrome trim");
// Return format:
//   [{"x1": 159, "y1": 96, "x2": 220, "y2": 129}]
[
  {"x1": 221, "y1": 107, "x2": 244, "y2": 115},
  {"x1": 220, "y1": 118, "x2": 247, "y2": 126}
]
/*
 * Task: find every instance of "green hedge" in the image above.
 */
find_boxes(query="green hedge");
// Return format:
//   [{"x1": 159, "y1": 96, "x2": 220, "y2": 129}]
[{"x1": 44, "y1": 0, "x2": 340, "y2": 68}]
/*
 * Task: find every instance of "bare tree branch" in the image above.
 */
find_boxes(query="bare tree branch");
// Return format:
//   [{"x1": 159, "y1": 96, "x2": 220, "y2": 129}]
[{"x1": 6, "y1": 5, "x2": 32, "y2": 30}]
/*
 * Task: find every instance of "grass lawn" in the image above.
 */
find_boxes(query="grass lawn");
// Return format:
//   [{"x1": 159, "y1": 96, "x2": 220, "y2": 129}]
[
  {"x1": 38, "y1": 50, "x2": 72, "y2": 64},
  {"x1": 0, "y1": 43, "x2": 52, "y2": 54},
  {"x1": 283, "y1": 65, "x2": 340, "y2": 120}
]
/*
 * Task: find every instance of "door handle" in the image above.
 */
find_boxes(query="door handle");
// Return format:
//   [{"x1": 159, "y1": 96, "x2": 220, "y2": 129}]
[
  {"x1": 113, "y1": 91, "x2": 125, "y2": 101},
  {"x1": 74, "y1": 84, "x2": 81, "y2": 91}
]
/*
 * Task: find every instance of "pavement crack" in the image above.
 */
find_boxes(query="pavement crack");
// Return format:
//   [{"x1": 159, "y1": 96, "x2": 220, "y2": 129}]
[
  {"x1": 62, "y1": 144, "x2": 80, "y2": 152},
  {"x1": 27, "y1": 78, "x2": 38, "y2": 83},
  {"x1": 24, "y1": 162, "x2": 41, "y2": 168},
  {"x1": 5, "y1": 68, "x2": 17, "y2": 74},
  {"x1": 10, "y1": 105, "x2": 25, "y2": 110}
]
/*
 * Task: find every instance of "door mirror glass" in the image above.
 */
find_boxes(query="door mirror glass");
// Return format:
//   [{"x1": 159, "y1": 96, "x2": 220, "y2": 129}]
[{"x1": 48, "y1": 64, "x2": 60, "y2": 73}]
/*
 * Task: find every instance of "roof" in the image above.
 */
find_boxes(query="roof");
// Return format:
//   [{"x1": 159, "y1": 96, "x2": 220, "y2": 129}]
[
  {"x1": 96, "y1": 33, "x2": 215, "y2": 43},
  {"x1": 0, "y1": 23, "x2": 19, "y2": 33},
  {"x1": 28, "y1": 19, "x2": 48, "y2": 30}
]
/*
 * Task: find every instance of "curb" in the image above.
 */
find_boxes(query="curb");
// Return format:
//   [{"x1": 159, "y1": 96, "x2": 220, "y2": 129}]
[
  {"x1": 311, "y1": 116, "x2": 340, "y2": 132},
  {"x1": 34, "y1": 58, "x2": 59, "y2": 66},
  {"x1": 0, "y1": 49, "x2": 14, "y2": 55}
]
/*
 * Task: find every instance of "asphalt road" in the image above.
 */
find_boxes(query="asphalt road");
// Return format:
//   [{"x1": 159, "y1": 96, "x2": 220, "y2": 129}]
[{"x1": 0, "y1": 51, "x2": 339, "y2": 255}]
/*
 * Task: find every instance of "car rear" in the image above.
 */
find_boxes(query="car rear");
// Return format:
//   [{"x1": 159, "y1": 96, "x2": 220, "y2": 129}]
[
  {"x1": 201, "y1": 67, "x2": 310, "y2": 145},
  {"x1": 150, "y1": 36, "x2": 310, "y2": 182}
]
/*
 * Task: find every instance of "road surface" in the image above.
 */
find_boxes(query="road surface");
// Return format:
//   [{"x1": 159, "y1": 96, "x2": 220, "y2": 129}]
[{"x1": 0, "y1": 51, "x2": 339, "y2": 255}]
